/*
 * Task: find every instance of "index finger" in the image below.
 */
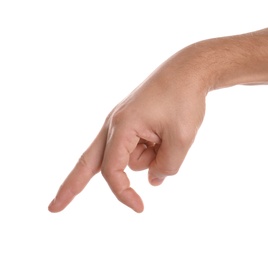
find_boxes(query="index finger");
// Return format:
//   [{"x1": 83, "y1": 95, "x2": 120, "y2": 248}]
[
  {"x1": 48, "y1": 126, "x2": 107, "y2": 212},
  {"x1": 101, "y1": 127, "x2": 144, "y2": 213}
]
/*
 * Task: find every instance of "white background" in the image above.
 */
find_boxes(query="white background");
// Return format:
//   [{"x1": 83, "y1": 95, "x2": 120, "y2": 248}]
[{"x1": 0, "y1": 1, "x2": 268, "y2": 259}]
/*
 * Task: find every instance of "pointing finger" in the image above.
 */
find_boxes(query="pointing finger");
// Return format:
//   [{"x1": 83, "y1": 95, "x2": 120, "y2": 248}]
[{"x1": 48, "y1": 126, "x2": 107, "y2": 212}]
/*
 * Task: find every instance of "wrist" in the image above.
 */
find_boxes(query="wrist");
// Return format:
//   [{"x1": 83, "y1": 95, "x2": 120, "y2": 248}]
[{"x1": 191, "y1": 29, "x2": 268, "y2": 91}]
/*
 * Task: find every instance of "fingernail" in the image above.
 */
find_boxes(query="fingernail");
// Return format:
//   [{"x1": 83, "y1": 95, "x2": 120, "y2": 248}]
[{"x1": 150, "y1": 178, "x2": 164, "y2": 186}]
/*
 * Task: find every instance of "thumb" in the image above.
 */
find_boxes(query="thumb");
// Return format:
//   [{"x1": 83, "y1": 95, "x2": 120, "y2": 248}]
[{"x1": 148, "y1": 130, "x2": 193, "y2": 186}]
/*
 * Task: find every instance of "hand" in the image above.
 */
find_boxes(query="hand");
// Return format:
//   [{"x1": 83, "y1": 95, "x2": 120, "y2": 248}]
[
  {"x1": 48, "y1": 28, "x2": 268, "y2": 213},
  {"x1": 48, "y1": 48, "x2": 207, "y2": 213}
]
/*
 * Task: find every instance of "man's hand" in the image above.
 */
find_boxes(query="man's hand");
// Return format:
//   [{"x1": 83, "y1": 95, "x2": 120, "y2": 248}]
[
  {"x1": 48, "y1": 28, "x2": 268, "y2": 213},
  {"x1": 48, "y1": 51, "x2": 207, "y2": 213}
]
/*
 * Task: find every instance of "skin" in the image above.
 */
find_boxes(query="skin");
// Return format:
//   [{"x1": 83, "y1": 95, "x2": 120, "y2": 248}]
[{"x1": 48, "y1": 28, "x2": 268, "y2": 213}]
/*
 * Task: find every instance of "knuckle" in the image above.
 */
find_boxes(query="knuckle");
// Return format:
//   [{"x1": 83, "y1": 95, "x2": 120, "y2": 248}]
[
  {"x1": 153, "y1": 165, "x2": 179, "y2": 176},
  {"x1": 65, "y1": 185, "x2": 78, "y2": 197},
  {"x1": 110, "y1": 110, "x2": 125, "y2": 127},
  {"x1": 100, "y1": 163, "x2": 111, "y2": 177},
  {"x1": 128, "y1": 160, "x2": 142, "y2": 171},
  {"x1": 77, "y1": 153, "x2": 94, "y2": 173},
  {"x1": 128, "y1": 160, "x2": 136, "y2": 171},
  {"x1": 178, "y1": 128, "x2": 195, "y2": 148},
  {"x1": 78, "y1": 153, "x2": 88, "y2": 168},
  {"x1": 161, "y1": 168, "x2": 178, "y2": 176}
]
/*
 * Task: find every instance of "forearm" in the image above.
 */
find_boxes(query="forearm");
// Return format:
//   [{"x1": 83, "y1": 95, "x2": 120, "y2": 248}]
[
  {"x1": 199, "y1": 28, "x2": 268, "y2": 91},
  {"x1": 163, "y1": 28, "x2": 268, "y2": 93}
]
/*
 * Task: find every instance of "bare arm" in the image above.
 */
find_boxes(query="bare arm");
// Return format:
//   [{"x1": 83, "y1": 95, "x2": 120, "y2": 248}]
[{"x1": 48, "y1": 28, "x2": 268, "y2": 213}]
